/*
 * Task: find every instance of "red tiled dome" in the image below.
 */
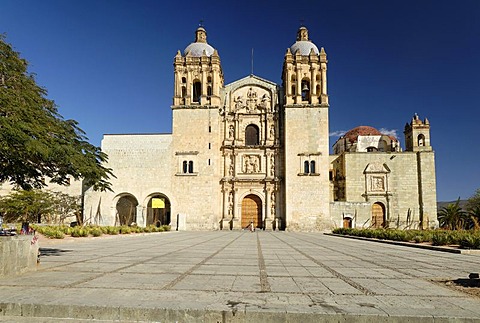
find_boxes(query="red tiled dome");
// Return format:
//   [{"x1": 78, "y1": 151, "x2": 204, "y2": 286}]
[{"x1": 344, "y1": 126, "x2": 382, "y2": 143}]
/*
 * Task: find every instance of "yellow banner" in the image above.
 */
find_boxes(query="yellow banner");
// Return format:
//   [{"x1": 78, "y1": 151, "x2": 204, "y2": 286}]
[{"x1": 152, "y1": 198, "x2": 165, "y2": 209}]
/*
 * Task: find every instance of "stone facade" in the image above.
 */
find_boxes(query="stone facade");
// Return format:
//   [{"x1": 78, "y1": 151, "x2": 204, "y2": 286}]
[{"x1": 80, "y1": 27, "x2": 437, "y2": 231}]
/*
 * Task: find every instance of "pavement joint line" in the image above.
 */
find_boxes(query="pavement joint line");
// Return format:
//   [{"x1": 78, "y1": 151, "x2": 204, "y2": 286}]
[
  {"x1": 256, "y1": 232, "x2": 272, "y2": 292},
  {"x1": 38, "y1": 232, "x2": 203, "y2": 272},
  {"x1": 61, "y1": 231, "x2": 236, "y2": 289},
  {"x1": 161, "y1": 231, "x2": 247, "y2": 290},
  {"x1": 290, "y1": 232, "x2": 428, "y2": 279},
  {"x1": 269, "y1": 232, "x2": 376, "y2": 296}
]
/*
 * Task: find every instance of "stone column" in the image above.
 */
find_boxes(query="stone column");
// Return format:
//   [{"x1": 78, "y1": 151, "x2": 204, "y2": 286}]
[
  {"x1": 232, "y1": 188, "x2": 241, "y2": 230},
  {"x1": 137, "y1": 206, "x2": 146, "y2": 227}
]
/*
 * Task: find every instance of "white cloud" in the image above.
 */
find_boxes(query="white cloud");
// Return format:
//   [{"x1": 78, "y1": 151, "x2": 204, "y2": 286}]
[
  {"x1": 378, "y1": 128, "x2": 399, "y2": 139},
  {"x1": 329, "y1": 130, "x2": 346, "y2": 138}
]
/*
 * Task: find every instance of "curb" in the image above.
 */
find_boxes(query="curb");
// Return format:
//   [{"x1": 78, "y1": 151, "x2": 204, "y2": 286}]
[{"x1": 324, "y1": 233, "x2": 480, "y2": 255}]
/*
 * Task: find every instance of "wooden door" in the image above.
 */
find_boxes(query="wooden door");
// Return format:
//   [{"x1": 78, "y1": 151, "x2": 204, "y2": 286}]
[
  {"x1": 241, "y1": 195, "x2": 262, "y2": 229},
  {"x1": 371, "y1": 203, "x2": 385, "y2": 228}
]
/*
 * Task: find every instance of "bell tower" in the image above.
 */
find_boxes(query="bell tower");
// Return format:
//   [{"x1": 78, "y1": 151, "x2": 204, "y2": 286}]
[
  {"x1": 282, "y1": 26, "x2": 328, "y2": 106},
  {"x1": 173, "y1": 27, "x2": 223, "y2": 107},
  {"x1": 171, "y1": 26, "x2": 224, "y2": 230},
  {"x1": 282, "y1": 26, "x2": 331, "y2": 231},
  {"x1": 404, "y1": 113, "x2": 432, "y2": 152}
]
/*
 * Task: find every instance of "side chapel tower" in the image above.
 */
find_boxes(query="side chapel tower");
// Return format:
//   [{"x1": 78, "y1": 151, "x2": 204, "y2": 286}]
[
  {"x1": 282, "y1": 27, "x2": 332, "y2": 230},
  {"x1": 404, "y1": 114, "x2": 437, "y2": 228},
  {"x1": 171, "y1": 27, "x2": 224, "y2": 229}
]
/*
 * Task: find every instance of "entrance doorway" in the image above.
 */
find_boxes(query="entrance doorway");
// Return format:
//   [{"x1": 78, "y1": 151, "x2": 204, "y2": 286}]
[
  {"x1": 241, "y1": 194, "x2": 262, "y2": 229},
  {"x1": 116, "y1": 195, "x2": 138, "y2": 226},
  {"x1": 371, "y1": 202, "x2": 385, "y2": 228},
  {"x1": 146, "y1": 195, "x2": 171, "y2": 226},
  {"x1": 343, "y1": 217, "x2": 352, "y2": 228}
]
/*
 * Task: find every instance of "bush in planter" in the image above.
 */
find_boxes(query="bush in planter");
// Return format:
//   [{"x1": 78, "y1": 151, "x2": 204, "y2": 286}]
[
  {"x1": 70, "y1": 227, "x2": 88, "y2": 237},
  {"x1": 89, "y1": 227, "x2": 103, "y2": 237}
]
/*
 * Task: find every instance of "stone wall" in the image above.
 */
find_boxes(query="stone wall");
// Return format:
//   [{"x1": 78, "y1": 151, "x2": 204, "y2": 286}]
[{"x1": 0, "y1": 235, "x2": 39, "y2": 277}]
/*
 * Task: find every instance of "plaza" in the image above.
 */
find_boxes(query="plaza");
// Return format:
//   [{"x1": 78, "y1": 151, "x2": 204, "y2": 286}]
[{"x1": 0, "y1": 231, "x2": 479, "y2": 322}]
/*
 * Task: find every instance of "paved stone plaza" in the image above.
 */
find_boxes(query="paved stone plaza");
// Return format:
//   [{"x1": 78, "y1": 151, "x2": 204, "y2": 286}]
[{"x1": 1, "y1": 231, "x2": 480, "y2": 322}]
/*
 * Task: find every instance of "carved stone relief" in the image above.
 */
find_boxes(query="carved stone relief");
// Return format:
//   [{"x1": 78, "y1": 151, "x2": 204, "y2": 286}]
[
  {"x1": 243, "y1": 155, "x2": 261, "y2": 173},
  {"x1": 370, "y1": 176, "x2": 385, "y2": 192},
  {"x1": 232, "y1": 86, "x2": 272, "y2": 113}
]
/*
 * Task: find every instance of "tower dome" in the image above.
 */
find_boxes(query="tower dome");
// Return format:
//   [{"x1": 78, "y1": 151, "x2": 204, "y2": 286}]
[
  {"x1": 290, "y1": 26, "x2": 319, "y2": 55},
  {"x1": 184, "y1": 26, "x2": 215, "y2": 57},
  {"x1": 343, "y1": 126, "x2": 382, "y2": 143}
]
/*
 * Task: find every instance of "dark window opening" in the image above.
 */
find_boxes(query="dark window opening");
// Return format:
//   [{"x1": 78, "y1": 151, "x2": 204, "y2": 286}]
[
  {"x1": 193, "y1": 81, "x2": 201, "y2": 103},
  {"x1": 188, "y1": 161, "x2": 194, "y2": 173},
  {"x1": 245, "y1": 124, "x2": 259, "y2": 146},
  {"x1": 181, "y1": 86, "x2": 186, "y2": 98},
  {"x1": 304, "y1": 161, "x2": 310, "y2": 174},
  {"x1": 181, "y1": 77, "x2": 186, "y2": 84},
  {"x1": 310, "y1": 161, "x2": 316, "y2": 174},
  {"x1": 207, "y1": 86, "x2": 212, "y2": 96},
  {"x1": 366, "y1": 147, "x2": 378, "y2": 152},
  {"x1": 182, "y1": 161, "x2": 188, "y2": 174}
]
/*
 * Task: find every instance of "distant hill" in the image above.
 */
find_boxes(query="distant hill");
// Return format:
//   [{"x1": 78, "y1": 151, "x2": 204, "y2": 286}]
[{"x1": 437, "y1": 200, "x2": 468, "y2": 210}]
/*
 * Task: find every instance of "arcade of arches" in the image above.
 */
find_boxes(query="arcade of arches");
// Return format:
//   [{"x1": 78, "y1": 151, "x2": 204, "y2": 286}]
[{"x1": 115, "y1": 194, "x2": 171, "y2": 227}]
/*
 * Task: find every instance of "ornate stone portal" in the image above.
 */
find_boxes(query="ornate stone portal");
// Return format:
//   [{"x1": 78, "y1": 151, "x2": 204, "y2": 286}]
[{"x1": 220, "y1": 77, "x2": 280, "y2": 230}]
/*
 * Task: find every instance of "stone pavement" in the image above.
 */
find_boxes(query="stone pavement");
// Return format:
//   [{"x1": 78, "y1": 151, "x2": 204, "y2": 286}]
[{"x1": 1, "y1": 231, "x2": 480, "y2": 322}]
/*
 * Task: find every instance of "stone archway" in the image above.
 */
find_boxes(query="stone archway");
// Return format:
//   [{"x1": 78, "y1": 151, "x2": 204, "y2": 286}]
[
  {"x1": 146, "y1": 194, "x2": 171, "y2": 227},
  {"x1": 241, "y1": 194, "x2": 262, "y2": 229},
  {"x1": 116, "y1": 195, "x2": 138, "y2": 226},
  {"x1": 371, "y1": 202, "x2": 385, "y2": 228}
]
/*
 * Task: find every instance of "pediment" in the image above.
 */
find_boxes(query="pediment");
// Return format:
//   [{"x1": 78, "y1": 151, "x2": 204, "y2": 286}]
[
  {"x1": 231, "y1": 85, "x2": 272, "y2": 113},
  {"x1": 364, "y1": 162, "x2": 390, "y2": 174}
]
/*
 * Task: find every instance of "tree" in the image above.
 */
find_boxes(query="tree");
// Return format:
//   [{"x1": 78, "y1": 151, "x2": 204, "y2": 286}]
[
  {"x1": 0, "y1": 35, "x2": 114, "y2": 191},
  {"x1": 466, "y1": 188, "x2": 480, "y2": 213},
  {"x1": 437, "y1": 198, "x2": 467, "y2": 230},
  {"x1": 0, "y1": 189, "x2": 55, "y2": 223},
  {"x1": 51, "y1": 191, "x2": 81, "y2": 224}
]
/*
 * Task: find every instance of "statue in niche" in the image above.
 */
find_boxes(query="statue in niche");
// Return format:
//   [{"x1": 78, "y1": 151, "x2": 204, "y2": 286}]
[
  {"x1": 234, "y1": 95, "x2": 243, "y2": 110},
  {"x1": 270, "y1": 155, "x2": 275, "y2": 177},
  {"x1": 228, "y1": 191, "x2": 233, "y2": 216},
  {"x1": 228, "y1": 125, "x2": 234, "y2": 139},
  {"x1": 271, "y1": 191, "x2": 276, "y2": 216},
  {"x1": 269, "y1": 125, "x2": 275, "y2": 139}
]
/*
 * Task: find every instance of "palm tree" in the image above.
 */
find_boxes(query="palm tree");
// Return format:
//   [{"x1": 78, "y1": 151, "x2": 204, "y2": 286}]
[
  {"x1": 467, "y1": 206, "x2": 480, "y2": 230},
  {"x1": 437, "y1": 199, "x2": 467, "y2": 230}
]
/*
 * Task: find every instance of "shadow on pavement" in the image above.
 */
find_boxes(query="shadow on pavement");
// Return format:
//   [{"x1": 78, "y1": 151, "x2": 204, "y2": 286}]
[{"x1": 39, "y1": 248, "x2": 73, "y2": 257}]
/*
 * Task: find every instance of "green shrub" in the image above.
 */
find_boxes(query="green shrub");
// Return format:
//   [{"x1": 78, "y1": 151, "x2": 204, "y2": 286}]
[
  {"x1": 70, "y1": 227, "x2": 88, "y2": 237},
  {"x1": 89, "y1": 227, "x2": 103, "y2": 237}
]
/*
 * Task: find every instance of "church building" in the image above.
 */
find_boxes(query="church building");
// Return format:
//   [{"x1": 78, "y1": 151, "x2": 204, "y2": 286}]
[{"x1": 82, "y1": 26, "x2": 437, "y2": 231}]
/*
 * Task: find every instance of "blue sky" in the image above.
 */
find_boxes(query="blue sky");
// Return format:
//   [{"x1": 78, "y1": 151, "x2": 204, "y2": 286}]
[{"x1": 1, "y1": 0, "x2": 479, "y2": 201}]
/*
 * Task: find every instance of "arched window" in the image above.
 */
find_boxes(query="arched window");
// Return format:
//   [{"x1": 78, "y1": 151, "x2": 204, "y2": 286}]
[
  {"x1": 367, "y1": 146, "x2": 378, "y2": 152},
  {"x1": 304, "y1": 161, "x2": 310, "y2": 174},
  {"x1": 291, "y1": 85, "x2": 296, "y2": 96},
  {"x1": 188, "y1": 161, "x2": 194, "y2": 173},
  {"x1": 207, "y1": 76, "x2": 212, "y2": 83},
  {"x1": 193, "y1": 80, "x2": 201, "y2": 103},
  {"x1": 181, "y1": 86, "x2": 186, "y2": 98},
  {"x1": 301, "y1": 79, "x2": 310, "y2": 101},
  {"x1": 245, "y1": 124, "x2": 259, "y2": 146},
  {"x1": 181, "y1": 77, "x2": 186, "y2": 84},
  {"x1": 418, "y1": 134, "x2": 425, "y2": 146},
  {"x1": 310, "y1": 161, "x2": 316, "y2": 174},
  {"x1": 182, "y1": 161, "x2": 188, "y2": 174}
]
